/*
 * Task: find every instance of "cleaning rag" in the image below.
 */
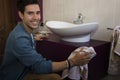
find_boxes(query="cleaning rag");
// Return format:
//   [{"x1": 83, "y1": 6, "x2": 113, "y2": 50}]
[{"x1": 62, "y1": 46, "x2": 96, "y2": 80}]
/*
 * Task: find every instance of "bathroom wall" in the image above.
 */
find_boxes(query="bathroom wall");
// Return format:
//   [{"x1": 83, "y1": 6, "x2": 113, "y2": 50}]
[{"x1": 43, "y1": 0, "x2": 120, "y2": 41}]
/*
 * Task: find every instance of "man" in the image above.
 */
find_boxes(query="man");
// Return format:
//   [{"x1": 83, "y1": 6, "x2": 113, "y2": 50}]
[{"x1": 0, "y1": 0, "x2": 91, "y2": 80}]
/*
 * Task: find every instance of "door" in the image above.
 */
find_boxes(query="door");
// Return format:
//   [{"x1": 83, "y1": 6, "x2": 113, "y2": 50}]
[{"x1": 0, "y1": 0, "x2": 16, "y2": 63}]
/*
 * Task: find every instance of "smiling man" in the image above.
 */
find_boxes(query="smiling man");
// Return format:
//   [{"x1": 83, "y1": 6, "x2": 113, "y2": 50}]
[{"x1": 0, "y1": 0, "x2": 91, "y2": 80}]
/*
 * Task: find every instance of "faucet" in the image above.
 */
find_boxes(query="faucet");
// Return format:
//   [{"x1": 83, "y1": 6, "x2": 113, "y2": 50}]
[{"x1": 73, "y1": 13, "x2": 84, "y2": 24}]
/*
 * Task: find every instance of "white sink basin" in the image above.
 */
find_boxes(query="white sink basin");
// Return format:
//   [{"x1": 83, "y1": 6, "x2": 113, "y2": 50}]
[{"x1": 46, "y1": 21, "x2": 98, "y2": 42}]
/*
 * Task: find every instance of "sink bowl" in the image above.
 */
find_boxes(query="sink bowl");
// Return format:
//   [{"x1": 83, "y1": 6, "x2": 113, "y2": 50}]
[{"x1": 46, "y1": 21, "x2": 98, "y2": 42}]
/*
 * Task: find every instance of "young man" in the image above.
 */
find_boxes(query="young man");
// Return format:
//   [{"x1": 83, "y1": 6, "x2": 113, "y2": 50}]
[{"x1": 0, "y1": 0, "x2": 91, "y2": 80}]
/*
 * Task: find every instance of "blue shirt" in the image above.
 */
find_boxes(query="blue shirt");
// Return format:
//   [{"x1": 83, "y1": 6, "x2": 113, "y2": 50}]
[{"x1": 0, "y1": 22, "x2": 52, "y2": 80}]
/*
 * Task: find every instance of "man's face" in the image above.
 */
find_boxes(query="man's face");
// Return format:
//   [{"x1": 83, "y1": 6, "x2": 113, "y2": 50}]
[{"x1": 20, "y1": 4, "x2": 41, "y2": 30}]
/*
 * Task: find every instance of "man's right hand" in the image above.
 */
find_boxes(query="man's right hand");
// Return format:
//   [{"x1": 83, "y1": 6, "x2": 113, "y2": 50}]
[{"x1": 69, "y1": 52, "x2": 91, "y2": 67}]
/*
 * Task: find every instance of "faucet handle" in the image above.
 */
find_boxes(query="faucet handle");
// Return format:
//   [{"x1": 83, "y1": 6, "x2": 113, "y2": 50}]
[
  {"x1": 73, "y1": 13, "x2": 84, "y2": 24},
  {"x1": 78, "y1": 13, "x2": 82, "y2": 18}
]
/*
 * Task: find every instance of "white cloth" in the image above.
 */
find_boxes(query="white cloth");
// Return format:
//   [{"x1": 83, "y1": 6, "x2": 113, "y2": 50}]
[
  {"x1": 62, "y1": 47, "x2": 96, "y2": 80},
  {"x1": 113, "y1": 26, "x2": 120, "y2": 56},
  {"x1": 108, "y1": 26, "x2": 120, "y2": 75}
]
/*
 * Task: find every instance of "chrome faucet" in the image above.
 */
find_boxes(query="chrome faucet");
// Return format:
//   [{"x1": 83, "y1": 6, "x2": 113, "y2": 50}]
[{"x1": 73, "y1": 13, "x2": 84, "y2": 24}]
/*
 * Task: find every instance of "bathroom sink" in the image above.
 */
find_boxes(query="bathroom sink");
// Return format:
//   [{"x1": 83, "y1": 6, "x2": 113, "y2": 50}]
[{"x1": 46, "y1": 21, "x2": 98, "y2": 42}]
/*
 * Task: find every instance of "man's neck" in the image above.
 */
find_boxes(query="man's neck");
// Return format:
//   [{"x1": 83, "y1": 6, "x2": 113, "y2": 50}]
[{"x1": 23, "y1": 23, "x2": 33, "y2": 34}]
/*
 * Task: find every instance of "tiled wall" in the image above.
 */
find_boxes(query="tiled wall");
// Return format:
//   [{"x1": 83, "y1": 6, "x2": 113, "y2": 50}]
[{"x1": 43, "y1": 0, "x2": 120, "y2": 41}]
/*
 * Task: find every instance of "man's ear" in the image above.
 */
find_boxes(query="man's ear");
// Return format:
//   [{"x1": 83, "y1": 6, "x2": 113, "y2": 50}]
[{"x1": 18, "y1": 11, "x2": 23, "y2": 20}]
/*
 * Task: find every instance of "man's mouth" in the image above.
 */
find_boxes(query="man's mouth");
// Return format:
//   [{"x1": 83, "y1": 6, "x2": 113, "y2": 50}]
[{"x1": 32, "y1": 21, "x2": 39, "y2": 26}]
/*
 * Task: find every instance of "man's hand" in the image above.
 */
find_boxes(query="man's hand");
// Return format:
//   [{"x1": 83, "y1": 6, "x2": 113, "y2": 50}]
[
  {"x1": 70, "y1": 51, "x2": 91, "y2": 67},
  {"x1": 34, "y1": 31, "x2": 51, "y2": 41}
]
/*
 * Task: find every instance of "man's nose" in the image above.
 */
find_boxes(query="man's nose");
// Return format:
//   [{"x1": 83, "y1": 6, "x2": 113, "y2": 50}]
[{"x1": 33, "y1": 14, "x2": 40, "y2": 19}]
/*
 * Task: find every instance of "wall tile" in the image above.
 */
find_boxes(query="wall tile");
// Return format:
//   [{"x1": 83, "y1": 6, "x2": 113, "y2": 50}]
[{"x1": 43, "y1": 0, "x2": 119, "y2": 41}]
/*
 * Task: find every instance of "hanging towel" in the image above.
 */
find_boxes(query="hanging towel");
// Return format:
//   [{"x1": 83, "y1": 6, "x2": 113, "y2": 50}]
[
  {"x1": 113, "y1": 26, "x2": 120, "y2": 56},
  {"x1": 108, "y1": 26, "x2": 120, "y2": 75},
  {"x1": 61, "y1": 47, "x2": 96, "y2": 80}
]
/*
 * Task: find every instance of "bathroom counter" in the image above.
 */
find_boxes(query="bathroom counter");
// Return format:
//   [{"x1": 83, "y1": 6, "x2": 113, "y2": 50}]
[{"x1": 36, "y1": 39, "x2": 111, "y2": 80}]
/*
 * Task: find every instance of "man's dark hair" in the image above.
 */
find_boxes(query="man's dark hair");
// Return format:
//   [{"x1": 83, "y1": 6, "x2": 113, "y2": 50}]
[{"x1": 17, "y1": 0, "x2": 40, "y2": 13}]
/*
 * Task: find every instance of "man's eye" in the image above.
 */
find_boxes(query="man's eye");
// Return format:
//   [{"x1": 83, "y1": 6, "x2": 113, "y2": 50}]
[
  {"x1": 28, "y1": 12, "x2": 33, "y2": 15},
  {"x1": 37, "y1": 12, "x2": 40, "y2": 15}
]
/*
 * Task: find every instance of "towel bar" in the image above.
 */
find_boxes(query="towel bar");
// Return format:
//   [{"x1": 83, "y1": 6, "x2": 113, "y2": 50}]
[{"x1": 107, "y1": 27, "x2": 113, "y2": 30}]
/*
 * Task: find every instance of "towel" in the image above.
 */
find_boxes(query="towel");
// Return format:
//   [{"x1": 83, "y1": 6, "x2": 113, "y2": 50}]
[
  {"x1": 108, "y1": 26, "x2": 120, "y2": 75},
  {"x1": 62, "y1": 47, "x2": 96, "y2": 80},
  {"x1": 113, "y1": 26, "x2": 120, "y2": 56}
]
